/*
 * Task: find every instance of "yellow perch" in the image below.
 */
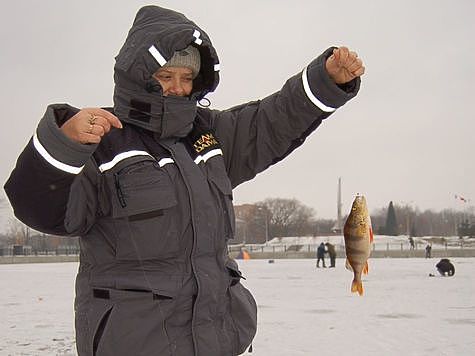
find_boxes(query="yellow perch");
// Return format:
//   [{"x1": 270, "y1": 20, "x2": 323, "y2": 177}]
[{"x1": 344, "y1": 194, "x2": 373, "y2": 296}]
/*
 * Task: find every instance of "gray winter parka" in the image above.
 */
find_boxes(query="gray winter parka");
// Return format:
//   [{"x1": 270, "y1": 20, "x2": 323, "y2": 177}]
[{"x1": 4, "y1": 5, "x2": 360, "y2": 356}]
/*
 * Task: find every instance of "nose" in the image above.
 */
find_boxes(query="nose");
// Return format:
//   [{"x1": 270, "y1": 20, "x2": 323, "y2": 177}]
[{"x1": 166, "y1": 78, "x2": 185, "y2": 96}]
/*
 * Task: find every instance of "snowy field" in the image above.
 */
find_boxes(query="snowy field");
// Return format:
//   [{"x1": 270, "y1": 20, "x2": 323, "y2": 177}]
[{"x1": 1, "y1": 259, "x2": 474, "y2": 356}]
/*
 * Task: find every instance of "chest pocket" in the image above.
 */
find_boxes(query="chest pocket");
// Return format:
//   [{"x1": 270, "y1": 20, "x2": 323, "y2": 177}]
[
  {"x1": 206, "y1": 160, "x2": 236, "y2": 241},
  {"x1": 104, "y1": 156, "x2": 179, "y2": 260}
]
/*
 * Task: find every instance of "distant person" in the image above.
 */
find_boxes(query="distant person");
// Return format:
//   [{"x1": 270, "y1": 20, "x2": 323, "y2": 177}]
[
  {"x1": 425, "y1": 244, "x2": 432, "y2": 258},
  {"x1": 436, "y1": 258, "x2": 455, "y2": 276},
  {"x1": 325, "y1": 242, "x2": 337, "y2": 267},
  {"x1": 409, "y1": 237, "x2": 415, "y2": 250},
  {"x1": 316, "y1": 242, "x2": 326, "y2": 268}
]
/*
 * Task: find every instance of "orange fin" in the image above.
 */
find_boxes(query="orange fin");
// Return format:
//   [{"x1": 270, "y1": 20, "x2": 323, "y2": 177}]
[
  {"x1": 363, "y1": 261, "x2": 369, "y2": 275},
  {"x1": 351, "y1": 280, "x2": 364, "y2": 296},
  {"x1": 370, "y1": 227, "x2": 374, "y2": 243}
]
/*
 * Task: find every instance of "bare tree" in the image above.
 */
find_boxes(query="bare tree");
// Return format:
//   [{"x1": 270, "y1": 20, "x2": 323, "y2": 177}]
[
  {"x1": 7, "y1": 218, "x2": 31, "y2": 245},
  {"x1": 260, "y1": 198, "x2": 315, "y2": 237},
  {"x1": 290, "y1": 203, "x2": 315, "y2": 236}
]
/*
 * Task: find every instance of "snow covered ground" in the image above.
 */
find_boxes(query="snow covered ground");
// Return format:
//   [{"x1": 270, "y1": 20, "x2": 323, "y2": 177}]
[{"x1": 1, "y1": 259, "x2": 474, "y2": 355}]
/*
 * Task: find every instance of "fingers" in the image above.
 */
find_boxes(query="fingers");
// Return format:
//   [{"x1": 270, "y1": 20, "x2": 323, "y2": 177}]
[
  {"x1": 88, "y1": 123, "x2": 106, "y2": 137},
  {"x1": 90, "y1": 115, "x2": 112, "y2": 134},
  {"x1": 84, "y1": 108, "x2": 123, "y2": 129},
  {"x1": 79, "y1": 132, "x2": 102, "y2": 144},
  {"x1": 326, "y1": 46, "x2": 365, "y2": 84},
  {"x1": 331, "y1": 48, "x2": 340, "y2": 63},
  {"x1": 78, "y1": 122, "x2": 103, "y2": 144},
  {"x1": 346, "y1": 51, "x2": 359, "y2": 69},
  {"x1": 334, "y1": 47, "x2": 357, "y2": 66},
  {"x1": 98, "y1": 108, "x2": 123, "y2": 129},
  {"x1": 61, "y1": 108, "x2": 122, "y2": 145},
  {"x1": 337, "y1": 46, "x2": 350, "y2": 65},
  {"x1": 333, "y1": 46, "x2": 365, "y2": 77},
  {"x1": 81, "y1": 108, "x2": 122, "y2": 143},
  {"x1": 347, "y1": 58, "x2": 364, "y2": 74},
  {"x1": 352, "y1": 66, "x2": 365, "y2": 77}
]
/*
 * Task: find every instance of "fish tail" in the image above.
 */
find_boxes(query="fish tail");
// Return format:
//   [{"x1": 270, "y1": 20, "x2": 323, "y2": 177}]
[
  {"x1": 351, "y1": 280, "x2": 364, "y2": 296},
  {"x1": 363, "y1": 261, "x2": 369, "y2": 275}
]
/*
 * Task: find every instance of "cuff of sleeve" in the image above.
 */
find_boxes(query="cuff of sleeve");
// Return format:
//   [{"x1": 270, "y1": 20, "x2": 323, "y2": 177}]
[
  {"x1": 303, "y1": 47, "x2": 361, "y2": 111},
  {"x1": 34, "y1": 104, "x2": 98, "y2": 174}
]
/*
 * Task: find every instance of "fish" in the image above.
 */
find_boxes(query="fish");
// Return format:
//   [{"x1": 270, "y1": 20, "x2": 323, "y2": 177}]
[{"x1": 344, "y1": 194, "x2": 373, "y2": 296}]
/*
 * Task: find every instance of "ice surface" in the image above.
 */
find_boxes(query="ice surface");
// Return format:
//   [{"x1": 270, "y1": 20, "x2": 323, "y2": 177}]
[{"x1": 1, "y1": 259, "x2": 474, "y2": 355}]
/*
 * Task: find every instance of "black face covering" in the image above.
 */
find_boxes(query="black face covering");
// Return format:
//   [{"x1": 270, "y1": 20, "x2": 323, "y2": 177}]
[
  {"x1": 114, "y1": 83, "x2": 197, "y2": 139},
  {"x1": 159, "y1": 95, "x2": 197, "y2": 138}
]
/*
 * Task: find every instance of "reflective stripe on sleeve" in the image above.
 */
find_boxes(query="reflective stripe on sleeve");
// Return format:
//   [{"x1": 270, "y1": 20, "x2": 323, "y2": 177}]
[
  {"x1": 98, "y1": 151, "x2": 153, "y2": 172},
  {"x1": 194, "y1": 148, "x2": 223, "y2": 164},
  {"x1": 158, "y1": 158, "x2": 174, "y2": 167},
  {"x1": 301, "y1": 66, "x2": 336, "y2": 113},
  {"x1": 33, "y1": 133, "x2": 84, "y2": 175}
]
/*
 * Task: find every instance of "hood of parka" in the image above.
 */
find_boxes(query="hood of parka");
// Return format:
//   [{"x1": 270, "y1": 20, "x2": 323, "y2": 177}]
[{"x1": 113, "y1": 5, "x2": 220, "y2": 137}]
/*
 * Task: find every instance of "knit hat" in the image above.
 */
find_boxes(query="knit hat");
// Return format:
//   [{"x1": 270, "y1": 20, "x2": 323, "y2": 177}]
[{"x1": 162, "y1": 45, "x2": 201, "y2": 78}]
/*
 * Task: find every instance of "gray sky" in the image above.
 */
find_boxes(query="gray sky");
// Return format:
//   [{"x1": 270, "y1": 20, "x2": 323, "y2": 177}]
[{"x1": 1, "y1": 0, "x2": 474, "y2": 229}]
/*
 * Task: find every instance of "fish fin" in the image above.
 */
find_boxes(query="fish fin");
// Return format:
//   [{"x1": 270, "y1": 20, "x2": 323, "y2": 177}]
[
  {"x1": 367, "y1": 214, "x2": 374, "y2": 243},
  {"x1": 351, "y1": 280, "x2": 364, "y2": 296},
  {"x1": 363, "y1": 261, "x2": 369, "y2": 275},
  {"x1": 345, "y1": 259, "x2": 353, "y2": 271}
]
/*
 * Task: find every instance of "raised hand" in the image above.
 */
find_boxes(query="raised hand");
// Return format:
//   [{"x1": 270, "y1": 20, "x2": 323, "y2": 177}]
[
  {"x1": 60, "y1": 108, "x2": 122, "y2": 144},
  {"x1": 325, "y1": 46, "x2": 365, "y2": 84}
]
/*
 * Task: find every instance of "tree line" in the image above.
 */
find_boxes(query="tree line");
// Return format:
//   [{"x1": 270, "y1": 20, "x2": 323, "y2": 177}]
[
  {"x1": 1, "y1": 198, "x2": 474, "y2": 248},
  {"x1": 0, "y1": 218, "x2": 79, "y2": 252},
  {"x1": 233, "y1": 198, "x2": 475, "y2": 244}
]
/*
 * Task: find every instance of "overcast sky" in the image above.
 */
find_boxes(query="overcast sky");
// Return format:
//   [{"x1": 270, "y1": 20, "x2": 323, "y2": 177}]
[{"x1": 0, "y1": 0, "x2": 474, "y2": 229}]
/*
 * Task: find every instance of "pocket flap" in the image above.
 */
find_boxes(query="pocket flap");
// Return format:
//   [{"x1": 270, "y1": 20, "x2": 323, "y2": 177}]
[
  {"x1": 108, "y1": 159, "x2": 177, "y2": 218},
  {"x1": 208, "y1": 170, "x2": 233, "y2": 197},
  {"x1": 225, "y1": 258, "x2": 246, "y2": 285}
]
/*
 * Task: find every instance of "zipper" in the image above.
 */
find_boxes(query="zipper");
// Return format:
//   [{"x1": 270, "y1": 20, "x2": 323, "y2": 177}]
[
  {"x1": 166, "y1": 142, "x2": 200, "y2": 355},
  {"x1": 114, "y1": 173, "x2": 127, "y2": 208}
]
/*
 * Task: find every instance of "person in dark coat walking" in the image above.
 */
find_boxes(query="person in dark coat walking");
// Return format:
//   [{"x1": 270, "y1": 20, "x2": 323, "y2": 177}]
[
  {"x1": 325, "y1": 242, "x2": 337, "y2": 268},
  {"x1": 425, "y1": 243, "x2": 432, "y2": 258},
  {"x1": 4, "y1": 5, "x2": 364, "y2": 355},
  {"x1": 316, "y1": 243, "x2": 327, "y2": 268}
]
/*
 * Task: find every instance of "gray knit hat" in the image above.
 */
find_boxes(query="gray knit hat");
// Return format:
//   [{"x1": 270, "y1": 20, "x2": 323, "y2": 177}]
[{"x1": 162, "y1": 45, "x2": 201, "y2": 78}]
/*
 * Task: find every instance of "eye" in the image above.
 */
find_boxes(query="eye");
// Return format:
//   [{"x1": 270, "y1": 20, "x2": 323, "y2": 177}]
[{"x1": 155, "y1": 74, "x2": 171, "y2": 81}]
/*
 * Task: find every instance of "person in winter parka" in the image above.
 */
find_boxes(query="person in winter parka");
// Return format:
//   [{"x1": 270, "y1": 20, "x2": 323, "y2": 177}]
[
  {"x1": 317, "y1": 242, "x2": 327, "y2": 268},
  {"x1": 325, "y1": 242, "x2": 337, "y2": 268},
  {"x1": 436, "y1": 258, "x2": 455, "y2": 276},
  {"x1": 4, "y1": 5, "x2": 365, "y2": 356}
]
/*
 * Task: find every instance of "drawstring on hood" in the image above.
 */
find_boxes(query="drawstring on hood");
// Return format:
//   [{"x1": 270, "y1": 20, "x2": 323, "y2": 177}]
[{"x1": 113, "y1": 5, "x2": 220, "y2": 138}]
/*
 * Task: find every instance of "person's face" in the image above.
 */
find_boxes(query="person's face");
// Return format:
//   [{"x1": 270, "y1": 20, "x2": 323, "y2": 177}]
[{"x1": 152, "y1": 67, "x2": 193, "y2": 96}]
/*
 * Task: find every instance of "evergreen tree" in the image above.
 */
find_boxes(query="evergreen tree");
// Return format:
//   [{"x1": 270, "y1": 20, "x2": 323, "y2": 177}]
[{"x1": 385, "y1": 201, "x2": 399, "y2": 236}]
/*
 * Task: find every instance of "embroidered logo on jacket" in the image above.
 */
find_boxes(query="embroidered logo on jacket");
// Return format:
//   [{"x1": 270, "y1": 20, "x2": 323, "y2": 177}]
[
  {"x1": 185, "y1": 127, "x2": 223, "y2": 164},
  {"x1": 193, "y1": 132, "x2": 219, "y2": 153}
]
